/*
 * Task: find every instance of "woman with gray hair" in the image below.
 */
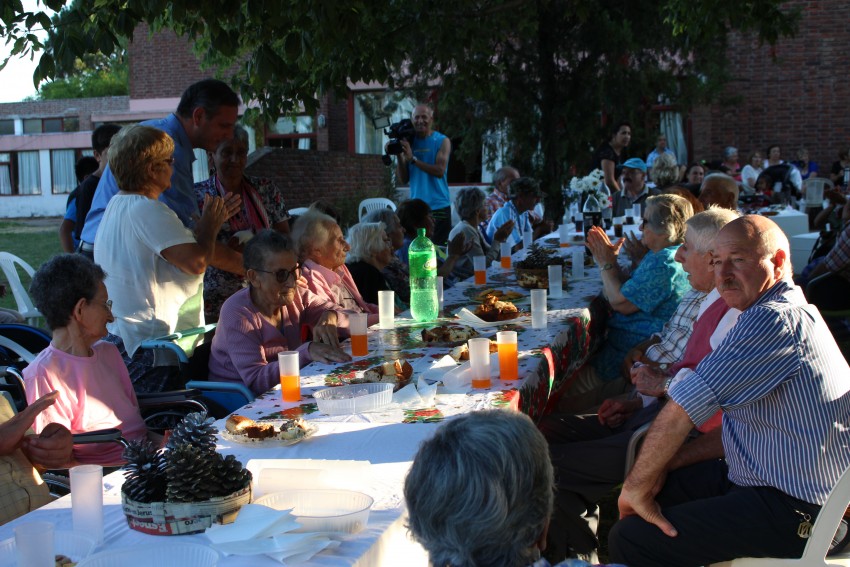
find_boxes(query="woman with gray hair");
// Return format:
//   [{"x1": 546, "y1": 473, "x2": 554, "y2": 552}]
[
  {"x1": 195, "y1": 125, "x2": 292, "y2": 322},
  {"x1": 649, "y1": 152, "x2": 680, "y2": 191},
  {"x1": 404, "y1": 410, "x2": 555, "y2": 567},
  {"x1": 582, "y1": 194, "x2": 692, "y2": 395},
  {"x1": 208, "y1": 229, "x2": 349, "y2": 395},
  {"x1": 362, "y1": 208, "x2": 411, "y2": 304},
  {"x1": 448, "y1": 187, "x2": 514, "y2": 280},
  {"x1": 94, "y1": 125, "x2": 234, "y2": 393},
  {"x1": 345, "y1": 222, "x2": 399, "y2": 306}
]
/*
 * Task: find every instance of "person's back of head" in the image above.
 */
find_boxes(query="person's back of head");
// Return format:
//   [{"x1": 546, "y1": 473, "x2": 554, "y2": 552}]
[
  {"x1": 397, "y1": 198, "x2": 431, "y2": 236},
  {"x1": 175, "y1": 79, "x2": 241, "y2": 120},
  {"x1": 91, "y1": 123, "x2": 122, "y2": 154},
  {"x1": 74, "y1": 156, "x2": 99, "y2": 183},
  {"x1": 700, "y1": 173, "x2": 739, "y2": 209},
  {"x1": 290, "y1": 207, "x2": 337, "y2": 260},
  {"x1": 404, "y1": 411, "x2": 553, "y2": 567},
  {"x1": 651, "y1": 153, "x2": 680, "y2": 188},
  {"x1": 347, "y1": 222, "x2": 386, "y2": 263},
  {"x1": 508, "y1": 177, "x2": 541, "y2": 200}
]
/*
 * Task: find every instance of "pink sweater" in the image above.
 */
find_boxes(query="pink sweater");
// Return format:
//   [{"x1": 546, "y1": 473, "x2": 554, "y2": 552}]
[
  {"x1": 302, "y1": 260, "x2": 379, "y2": 327},
  {"x1": 208, "y1": 286, "x2": 341, "y2": 395},
  {"x1": 24, "y1": 342, "x2": 147, "y2": 465}
]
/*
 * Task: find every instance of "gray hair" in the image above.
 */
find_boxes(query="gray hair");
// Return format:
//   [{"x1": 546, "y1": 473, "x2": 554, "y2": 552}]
[
  {"x1": 29, "y1": 254, "x2": 106, "y2": 330},
  {"x1": 644, "y1": 194, "x2": 694, "y2": 244},
  {"x1": 231, "y1": 124, "x2": 250, "y2": 146},
  {"x1": 685, "y1": 207, "x2": 740, "y2": 254},
  {"x1": 290, "y1": 206, "x2": 337, "y2": 260},
  {"x1": 363, "y1": 209, "x2": 401, "y2": 235},
  {"x1": 493, "y1": 166, "x2": 519, "y2": 190},
  {"x1": 508, "y1": 177, "x2": 541, "y2": 200},
  {"x1": 723, "y1": 146, "x2": 738, "y2": 159},
  {"x1": 404, "y1": 411, "x2": 554, "y2": 567},
  {"x1": 455, "y1": 187, "x2": 487, "y2": 222},
  {"x1": 347, "y1": 222, "x2": 387, "y2": 263},
  {"x1": 243, "y1": 229, "x2": 294, "y2": 272},
  {"x1": 650, "y1": 152, "x2": 679, "y2": 187}
]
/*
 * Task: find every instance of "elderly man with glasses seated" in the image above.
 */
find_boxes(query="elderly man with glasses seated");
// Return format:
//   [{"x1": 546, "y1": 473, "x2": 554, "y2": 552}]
[
  {"x1": 208, "y1": 230, "x2": 350, "y2": 396},
  {"x1": 293, "y1": 207, "x2": 380, "y2": 326}
]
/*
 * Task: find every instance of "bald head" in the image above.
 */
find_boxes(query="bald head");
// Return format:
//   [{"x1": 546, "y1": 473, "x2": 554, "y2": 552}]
[
  {"x1": 713, "y1": 215, "x2": 790, "y2": 310},
  {"x1": 699, "y1": 174, "x2": 739, "y2": 210}
]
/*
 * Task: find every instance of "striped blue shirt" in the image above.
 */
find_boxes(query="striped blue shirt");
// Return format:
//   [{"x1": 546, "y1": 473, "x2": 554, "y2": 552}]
[{"x1": 670, "y1": 280, "x2": 850, "y2": 505}]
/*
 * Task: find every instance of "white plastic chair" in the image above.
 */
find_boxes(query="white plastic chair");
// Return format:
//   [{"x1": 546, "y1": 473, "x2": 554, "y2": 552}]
[
  {"x1": 0, "y1": 252, "x2": 42, "y2": 326},
  {"x1": 288, "y1": 206, "x2": 309, "y2": 217},
  {"x1": 709, "y1": 464, "x2": 850, "y2": 566},
  {"x1": 804, "y1": 177, "x2": 835, "y2": 209},
  {"x1": 358, "y1": 198, "x2": 396, "y2": 221}
]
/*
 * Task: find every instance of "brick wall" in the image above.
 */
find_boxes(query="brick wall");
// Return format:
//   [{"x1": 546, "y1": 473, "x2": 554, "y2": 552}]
[
  {"x1": 244, "y1": 148, "x2": 388, "y2": 225},
  {"x1": 0, "y1": 97, "x2": 129, "y2": 130},
  {"x1": 691, "y1": 0, "x2": 850, "y2": 171}
]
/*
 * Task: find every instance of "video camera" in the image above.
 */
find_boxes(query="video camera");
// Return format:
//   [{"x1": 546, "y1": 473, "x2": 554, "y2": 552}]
[{"x1": 381, "y1": 119, "x2": 415, "y2": 166}]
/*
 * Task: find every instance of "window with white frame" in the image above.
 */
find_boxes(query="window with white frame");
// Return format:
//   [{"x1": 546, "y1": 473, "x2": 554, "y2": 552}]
[
  {"x1": 51, "y1": 149, "x2": 77, "y2": 194},
  {"x1": 267, "y1": 116, "x2": 315, "y2": 150},
  {"x1": 0, "y1": 151, "x2": 41, "y2": 195},
  {"x1": 353, "y1": 92, "x2": 416, "y2": 155}
]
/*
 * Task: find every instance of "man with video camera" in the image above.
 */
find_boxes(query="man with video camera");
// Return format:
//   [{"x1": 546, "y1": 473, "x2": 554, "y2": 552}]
[{"x1": 394, "y1": 104, "x2": 452, "y2": 245}]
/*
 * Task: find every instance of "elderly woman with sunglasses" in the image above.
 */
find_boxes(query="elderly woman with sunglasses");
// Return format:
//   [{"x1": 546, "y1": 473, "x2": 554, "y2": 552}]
[{"x1": 208, "y1": 230, "x2": 350, "y2": 396}]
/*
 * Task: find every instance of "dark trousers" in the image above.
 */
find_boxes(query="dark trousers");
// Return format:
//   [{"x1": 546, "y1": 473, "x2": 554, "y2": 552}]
[
  {"x1": 431, "y1": 206, "x2": 452, "y2": 246},
  {"x1": 608, "y1": 460, "x2": 819, "y2": 567},
  {"x1": 807, "y1": 272, "x2": 850, "y2": 311}
]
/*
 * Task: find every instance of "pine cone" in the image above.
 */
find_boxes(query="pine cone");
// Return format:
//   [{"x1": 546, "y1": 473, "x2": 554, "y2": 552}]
[
  {"x1": 122, "y1": 441, "x2": 167, "y2": 503},
  {"x1": 212, "y1": 453, "x2": 252, "y2": 496},
  {"x1": 166, "y1": 411, "x2": 218, "y2": 454},
  {"x1": 165, "y1": 444, "x2": 218, "y2": 502}
]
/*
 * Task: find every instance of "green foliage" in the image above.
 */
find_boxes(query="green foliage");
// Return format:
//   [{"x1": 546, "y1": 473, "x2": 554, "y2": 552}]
[{"x1": 37, "y1": 62, "x2": 128, "y2": 99}]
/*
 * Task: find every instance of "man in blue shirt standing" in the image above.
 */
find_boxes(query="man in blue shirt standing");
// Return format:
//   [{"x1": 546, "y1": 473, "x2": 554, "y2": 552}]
[
  {"x1": 610, "y1": 215, "x2": 850, "y2": 565},
  {"x1": 395, "y1": 104, "x2": 452, "y2": 245},
  {"x1": 79, "y1": 79, "x2": 241, "y2": 257}
]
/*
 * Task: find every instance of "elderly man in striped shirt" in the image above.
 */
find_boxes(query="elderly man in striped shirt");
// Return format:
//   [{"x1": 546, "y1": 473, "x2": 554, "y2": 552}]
[{"x1": 610, "y1": 214, "x2": 850, "y2": 566}]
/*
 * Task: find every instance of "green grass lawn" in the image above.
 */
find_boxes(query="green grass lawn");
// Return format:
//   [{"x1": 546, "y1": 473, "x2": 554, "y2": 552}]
[{"x1": 0, "y1": 218, "x2": 62, "y2": 311}]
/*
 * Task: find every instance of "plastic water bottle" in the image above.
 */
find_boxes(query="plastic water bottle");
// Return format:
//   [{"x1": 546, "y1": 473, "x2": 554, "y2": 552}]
[
  {"x1": 582, "y1": 192, "x2": 603, "y2": 239},
  {"x1": 408, "y1": 228, "x2": 439, "y2": 322}
]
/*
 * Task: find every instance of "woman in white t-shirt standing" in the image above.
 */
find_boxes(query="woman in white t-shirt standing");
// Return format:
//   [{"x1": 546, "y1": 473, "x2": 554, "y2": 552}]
[{"x1": 94, "y1": 125, "x2": 233, "y2": 392}]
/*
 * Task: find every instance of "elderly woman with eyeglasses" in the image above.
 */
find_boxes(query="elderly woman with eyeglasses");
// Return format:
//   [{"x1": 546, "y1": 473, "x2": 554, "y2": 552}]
[
  {"x1": 345, "y1": 222, "x2": 401, "y2": 306},
  {"x1": 208, "y1": 230, "x2": 350, "y2": 396},
  {"x1": 195, "y1": 125, "x2": 291, "y2": 322},
  {"x1": 577, "y1": 194, "x2": 692, "y2": 404},
  {"x1": 23, "y1": 254, "x2": 149, "y2": 466},
  {"x1": 448, "y1": 187, "x2": 514, "y2": 281},
  {"x1": 94, "y1": 125, "x2": 235, "y2": 393}
]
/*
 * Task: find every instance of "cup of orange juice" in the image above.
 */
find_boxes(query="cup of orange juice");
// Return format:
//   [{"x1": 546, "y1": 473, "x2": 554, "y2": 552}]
[
  {"x1": 350, "y1": 312, "x2": 368, "y2": 357},
  {"x1": 497, "y1": 331, "x2": 518, "y2": 381},
  {"x1": 500, "y1": 242, "x2": 512, "y2": 269},
  {"x1": 278, "y1": 351, "x2": 300, "y2": 402},
  {"x1": 473, "y1": 255, "x2": 487, "y2": 284},
  {"x1": 468, "y1": 337, "x2": 492, "y2": 389}
]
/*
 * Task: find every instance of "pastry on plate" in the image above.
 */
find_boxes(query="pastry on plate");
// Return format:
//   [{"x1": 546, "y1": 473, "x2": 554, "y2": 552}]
[
  {"x1": 475, "y1": 288, "x2": 523, "y2": 302},
  {"x1": 421, "y1": 324, "x2": 479, "y2": 344},
  {"x1": 351, "y1": 359, "x2": 414, "y2": 391},
  {"x1": 225, "y1": 414, "x2": 308, "y2": 441},
  {"x1": 474, "y1": 295, "x2": 519, "y2": 322},
  {"x1": 449, "y1": 339, "x2": 498, "y2": 361}
]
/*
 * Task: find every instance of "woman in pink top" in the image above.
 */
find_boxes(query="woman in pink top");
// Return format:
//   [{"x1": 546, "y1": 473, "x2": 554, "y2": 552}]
[
  {"x1": 291, "y1": 207, "x2": 380, "y2": 326},
  {"x1": 23, "y1": 254, "x2": 149, "y2": 466},
  {"x1": 208, "y1": 230, "x2": 351, "y2": 395}
]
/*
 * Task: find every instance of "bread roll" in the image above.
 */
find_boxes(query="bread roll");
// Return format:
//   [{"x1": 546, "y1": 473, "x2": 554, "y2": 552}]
[{"x1": 225, "y1": 414, "x2": 254, "y2": 434}]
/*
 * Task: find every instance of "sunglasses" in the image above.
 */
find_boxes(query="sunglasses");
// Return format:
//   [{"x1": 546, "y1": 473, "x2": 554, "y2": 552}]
[{"x1": 252, "y1": 264, "x2": 301, "y2": 284}]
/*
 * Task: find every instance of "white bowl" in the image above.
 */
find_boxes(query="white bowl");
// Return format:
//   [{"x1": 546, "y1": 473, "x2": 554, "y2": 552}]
[
  {"x1": 76, "y1": 542, "x2": 218, "y2": 567},
  {"x1": 313, "y1": 383, "x2": 393, "y2": 415},
  {"x1": 0, "y1": 530, "x2": 97, "y2": 567},
  {"x1": 254, "y1": 489, "x2": 373, "y2": 534}
]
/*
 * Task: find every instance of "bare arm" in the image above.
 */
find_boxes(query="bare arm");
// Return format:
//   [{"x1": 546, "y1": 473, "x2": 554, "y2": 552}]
[
  {"x1": 59, "y1": 220, "x2": 76, "y2": 253},
  {"x1": 161, "y1": 195, "x2": 229, "y2": 275},
  {"x1": 396, "y1": 150, "x2": 410, "y2": 185},
  {"x1": 668, "y1": 426, "x2": 724, "y2": 470},
  {"x1": 585, "y1": 226, "x2": 638, "y2": 314},
  {"x1": 401, "y1": 138, "x2": 451, "y2": 179},
  {"x1": 602, "y1": 159, "x2": 621, "y2": 192},
  {"x1": 210, "y1": 245, "x2": 245, "y2": 276},
  {"x1": 618, "y1": 401, "x2": 695, "y2": 537}
]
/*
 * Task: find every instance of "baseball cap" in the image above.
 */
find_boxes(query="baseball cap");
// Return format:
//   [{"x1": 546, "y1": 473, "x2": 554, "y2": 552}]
[{"x1": 623, "y1": 157, "x2": 647, "y2": 172}]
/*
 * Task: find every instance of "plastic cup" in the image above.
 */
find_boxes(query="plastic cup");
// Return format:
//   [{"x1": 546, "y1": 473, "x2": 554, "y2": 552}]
[
  {"x1": 71, "y1": 464, "x2": 103, "y2": 544},
  {"x1": 522, "y1": 228, "x2": 533, "y2": 248},
  {"x1": 496, "y1": 331, "x2": 518, "y2": 381},
  {"x1": 473, "y1": 255, "x2": 487, "y2": 285},
  {"x1": 559, "y1": 224, "x2": 571, "y2": 248},
  {"x1": 613, "y1": 217, "x2": 624, "y2": 237},
  {"x1": 548, "y1": 264, "x2": 563, "y2": 299},
  {"x1": 530, "y1": 288, "x2": 547, "y2": 329},
  {"x1": 571, "y1": 248, "x2": 585, "y2": 280},
  {"x1": 631, "y1": 203, "x2": 642, "y2": 219},
  {"x1": 468, "y1": 337, "x2": 492, "y2": 389},
  {"x1": 378, "y1": 290, "x2": 394, "y2": 330},
  {"x1": 436, "y1": 276, "x2": 444, "y2": 312},
  {"x1": 574, "y1": 218, "x2": 584, "y2": 233},
  {"x1": 279, "y1": 351, "x2": 301, "y2": 402},
  {"x1": 500, "y1": 242, "x2": 512, "y2": 269},
  {"x1": 15, "y1": 521, "x2": 53, "y2": 567},
  {"x1": 350, "y1": 312, "x2": 368, "y2": 357}
]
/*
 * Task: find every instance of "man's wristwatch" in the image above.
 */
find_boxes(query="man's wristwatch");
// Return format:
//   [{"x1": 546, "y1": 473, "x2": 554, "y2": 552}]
[
  {"x1": 410, "y1": 156, "x2": 418, "y2": 165},
  {"x1": 600, "y1": 262, "x2": 614, "y2": 271},
  {"x1": 662, "y1": 376, "x2": 675, "y2": 397}
]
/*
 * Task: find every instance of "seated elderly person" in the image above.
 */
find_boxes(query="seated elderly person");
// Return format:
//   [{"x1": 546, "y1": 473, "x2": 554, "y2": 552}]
[
  {"x1": 573, "y1": 194, "x2": 692, "y2": 407},
  {"x1": 396, "y1": 198, "x2": 469, "y2": 281},
  {"x1": 362, "y1": 208, "x2": 410, "y2": 304},
  {"x1": 94, "y1": 125, "x2": 233, "y2": 393},
  {"x1": 291, "y1": 207, "x2": 381, "y2": 326},
  {"x1": 698, "y1": 173, "x2": 740, "y2": 211},
  {"x1": 486, "y1": 177, "x2": 552, "y2": 247},
  {"x1": 612, "y1": 158, "x2": 660, "y2": 217},
  {"x1": 24, "y1": 254, "x2": 148, "y2": 465},
  {"x1": 208, "y1": 230, "x2": 350, "y2": 396},
  {"x1": 0, "y1": 392, "x2": 73, "y2": 524},
  {"x1": 405, "y1": 410, "x2": 559, "y2": 567},
  {"x1": 448, "y1": 187, "x2": 514, "y2": 280},
  {"x1": 345, "y1": 222, "x2": 400, "y2": 306},
  {"x1": 195, "y1": 125, "x2": 291, "y2": 322}
]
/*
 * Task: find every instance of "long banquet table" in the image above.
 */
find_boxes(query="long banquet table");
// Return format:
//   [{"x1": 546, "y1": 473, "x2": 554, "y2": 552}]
[{"x1": 0, "y1": 236, "x2": 609, "y2": 565}]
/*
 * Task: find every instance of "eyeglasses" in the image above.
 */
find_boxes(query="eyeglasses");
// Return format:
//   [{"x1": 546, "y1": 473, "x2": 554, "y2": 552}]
[
  {"x1": 163, "y1": 157, "x2": 175, "y2": 165},
  {"x1": 640, "y1": 217, "x2": 650, "y2": 228},
  {"x1": 252, "y1": 264, "x2": 301, "y2": 284},
  {"x1": 92, "y1": 299, "x2": 113, "y2": 311}
]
